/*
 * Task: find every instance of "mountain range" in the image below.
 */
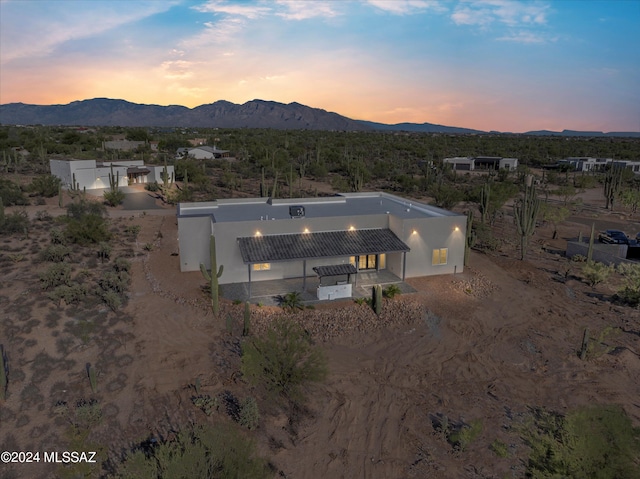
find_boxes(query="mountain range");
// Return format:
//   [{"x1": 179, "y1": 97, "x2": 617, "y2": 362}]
[{"x1": 0, "y1": 98, "x2": 638, "y2": 137}]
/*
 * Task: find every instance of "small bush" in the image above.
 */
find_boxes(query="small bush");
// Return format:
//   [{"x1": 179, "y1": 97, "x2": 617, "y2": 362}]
[
  {"x1": 238, "y1": 396, "x2": 260, "y2": 430},
  {"x1": 0, "y1": 177, "x2": 28, "y2": 206},
  {"x1": 97, "y1": 241, "x2": 112, "y2": 263},
  {"x1": 145, "y1": 181, "x2": 160, "y2": 192},
  {"x1": 448, "y1": 419, "x2": 483, "y2": 451},
  {"x1": 39, "y1": 244, "x2": 71, "y2": 262},
  {"x1": 50, "y1": 228, "x2": 66, "y2": 245},
  {"x1": 29, "y1": 174, "x2": 61, "y2": 198},
  {"x1": 35, "y1": 210, "x2": 52, "y2": 221},
  {"x1": 48, "y1": 283, "x2": 88, "y2": 304},
  {"x1": 277, "y1": 291, "x2": 304, "y2": 311},
  {"x1": 383, "y1": 284, "x2": 401, "y2": 298},
  {"x1": 113, "y1": 257, "x2": 131, "y2": 273},
  {"x1": 103, "y1": 189, "x2": 125, "y2": 207},
  {"x1": 241, "y1": 318, "x2": 327, "y2": 403},
  {"x1": 124, "y1": 224, "x2": 141, "y2": 238},
  {"x1": 98, "y1": 270, "x2": 130, "y2": 294},
  {"x1": 40, "y1": 263, "x2": 73, "y2": 289},
  {"x1": 490, "y1": 439, "x2": 510, "y2": 458},
  {"x1": 0, "y1": 210, "x2": 29, "y2": 235},
  {"x1": 65, "y1": 214, "x2": 111, "y2": 245},
  {"x1": 101, "y1": 290, "x2": 122, "y2": 311},
  {"x1": 582, "y1": 260, "x2": 614, "y2": 288},
  {"x1": 192, "y1": 394, "x2": 219, "y2": 416}
]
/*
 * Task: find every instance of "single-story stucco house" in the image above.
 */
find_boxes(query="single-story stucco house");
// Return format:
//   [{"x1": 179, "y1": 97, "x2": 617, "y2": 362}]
[
  {"x1": 177, "y1": 192, "x2": 467, "y2": 300},
  {"x1": 50, "y1": 159, "x2": 174, "y2": 190}
]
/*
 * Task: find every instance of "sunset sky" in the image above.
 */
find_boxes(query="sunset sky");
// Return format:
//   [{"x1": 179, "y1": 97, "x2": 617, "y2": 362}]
[{"x1": 1, "y1": 0, "x2": 638, "y2": 132}]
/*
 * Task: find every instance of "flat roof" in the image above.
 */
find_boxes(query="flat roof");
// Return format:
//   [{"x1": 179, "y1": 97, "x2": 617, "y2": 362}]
[
  {"x1": 178, "y1": 192, "x2": 460, "y2": 223},
  {"x1": 237, "y1": 228, "x2": 409, "y2": 264}
]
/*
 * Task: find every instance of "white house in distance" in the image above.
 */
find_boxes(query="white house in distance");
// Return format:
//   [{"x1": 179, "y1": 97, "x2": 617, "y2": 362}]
[
  {"x1": 177, "y1": 146, "x2": 231, "y2": 160},
  {"x1": 557, "y1": 157, "x2": 640, "y2": 174},
  {"x1": 177, "y1": 192, "x2": 466, "y2": 300},
  {"x1": 443, "y1": 156, "x2": 518, "y2": 171},
  {"x1": 50, "y1": 159, "x2": 174, "y2": 190}
]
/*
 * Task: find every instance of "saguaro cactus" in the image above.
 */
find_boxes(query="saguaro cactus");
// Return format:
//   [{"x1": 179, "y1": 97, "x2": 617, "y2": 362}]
[
  {"x1": 464, "y1": 210, "x2": 476, "y2": 267},
  {"x1": 603, "y1": 164, "x2": 624, "y2": 210},
  {"x1": 87, "y1": 363, "x2": 97, "y2": 393},
  {"x1": 108, "y1": 164, "x2": 119, "y2": 192},
  {"x1": 200, "y1": 235, "x2": 224, "y2": 316},
  {"x1": 372, "y1": 284, "x2": 383, "y2": 315},
  {"x1": 479, "y1": 181, "x2": 491, "y2": 224},
  {"x1": 514, "y1": 182, "x2": 541, "y2": 260}
]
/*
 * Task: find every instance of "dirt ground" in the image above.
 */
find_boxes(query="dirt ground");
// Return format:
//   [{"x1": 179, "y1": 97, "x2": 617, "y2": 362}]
[{"x1": 1, "y1": 186, "x2": 639, "y2": 478}]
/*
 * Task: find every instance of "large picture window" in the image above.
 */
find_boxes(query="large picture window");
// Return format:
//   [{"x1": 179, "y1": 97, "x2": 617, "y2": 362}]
[{"x1": 432, "y1": 248, "x2": 448, "y2": 265}]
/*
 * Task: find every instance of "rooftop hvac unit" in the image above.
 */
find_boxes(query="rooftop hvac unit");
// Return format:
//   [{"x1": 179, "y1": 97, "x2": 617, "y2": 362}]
[{"x1": 289, "y1": 206, "x2": 305, "y2": 218}]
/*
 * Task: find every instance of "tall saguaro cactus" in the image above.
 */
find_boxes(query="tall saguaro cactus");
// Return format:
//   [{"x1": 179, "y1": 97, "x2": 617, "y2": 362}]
[
  {"x1": 479, "y1": 181, "x2": 491, "y2": 224},
  {"x1": 464, "y1": 210, "x2": 476, "y2": 267},
  {"x1": 200, "y1": 235, "x2": 224, "y2": 316},
  {"x1": 514, "y1": 183, "x2": 541, "y2": 261},
  {"x1": 603, "y1": 164, "x2": 624, "y2": 210},
  {"x1": 108, "y1": 164, "x2": 119, "y2": 192}
]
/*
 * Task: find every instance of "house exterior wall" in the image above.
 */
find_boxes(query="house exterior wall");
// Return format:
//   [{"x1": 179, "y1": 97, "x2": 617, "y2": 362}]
[
  {"x1": 188, "y1": 148, "x2": 214, "y2": 160},
  {"x1": 148, "y1": 165, "x2": 175, "y2": 183},
  {"x1": 178, "y1": 193, "x2": 467, "y2": 284}
]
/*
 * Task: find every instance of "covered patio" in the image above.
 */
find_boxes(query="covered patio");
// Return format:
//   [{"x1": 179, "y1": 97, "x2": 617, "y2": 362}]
[
  {"x1": 219, "y1": 269, "x2": 416, "y2": 306},
  {"x1": 236, "y1": 228, "x2": 411, "y2": 301}
]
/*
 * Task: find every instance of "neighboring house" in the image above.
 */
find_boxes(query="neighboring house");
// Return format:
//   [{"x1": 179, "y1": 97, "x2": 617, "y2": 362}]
[
  {"x1": 50, "y1": 159, "x2": 174, "y2": 190},
  {"x1": 177, "y1": 192, "x2": 466, "y2": 299},
  {"x1": 179, "y1": 146, "x2": 231, "y2": 160},
  {"x1": 557, "y1": 157, "x2": 640, "y2": 174},
  {"x1": 443, "y1": 156, "x2": 518, "y2": 171}
]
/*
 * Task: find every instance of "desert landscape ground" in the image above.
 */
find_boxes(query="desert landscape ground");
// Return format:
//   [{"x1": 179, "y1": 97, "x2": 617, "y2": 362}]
[{"x1": 1, "y1": 176, "x2": 639, "y2": 478}]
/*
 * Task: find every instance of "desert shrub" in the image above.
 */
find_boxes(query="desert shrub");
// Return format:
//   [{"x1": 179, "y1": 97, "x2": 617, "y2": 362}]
[
  {"x1": 192, "y1": 394, "x2": 219, "y2": 416},
  {"x1": 66, "y1": 200, "x2": 106, "y2": 220},
  {"x1": 49, "y1": 227, "x2": 66, "y2": 244},
  {"x1": 166, "y1": 186, "x2": 194, "y2": 204},
  {"x1": 490, "y1": 439, "x2": 509, "y2": 458},
  {"x1": 582, "y1": 261, "x2": 614, "y2": 288},
  {"x1": 48, "y1": 283, "x2": 88, "y2": 304},
  {"x1": 144, "y1": 181, "x2": 160, "y2": 192},
  {"x1": 98, "y1": 270, "x2": 130, "y2": 294},
  {"x1": 40, "y1": 263, "x2": 73, "y2": 289},
  {"x1": 29, "y1": 174, "x2": 60, "y2": 197},
  {"x1": 35, "y1": 210, "x2": 52, "y2": 221},
  {"x1": 124, "y1": 224, "x2": 141, "y2": 238},
  {"x1": 474, "y1": 222, "x2": 501, "y2": 251},
  {"x1": 65, "y1": 214, "x2": 111, "y2": 245},
  {"x1": 571, "y1": 254, "x2": 587, "y2": 262},
  {"x1": 0, "y1": 177, "x2": 28, "y2": 206},
  {"x1": 383, "y1": 284, "x2": 401, "y2": 299},
  {"x1": 0, "y1": 210, "x2": 30, "y2": 235},
  {"x1": 241, "y1": 317, "x2": 327, "y2": 403},
  {"x1": 73, "y1": 398, "x2": 102, "y2": 428},
  {"x1": 238, "y1": 396, "x2": 260, "y2": 430},
  {"x1": 614, "y1": 263, "x2": 640, "y2": 307},
  {"x1": 97, "y1": 241, "x2": 112, "y2": 263},
  {"x1": 277, "y1": 291, "x2": 304, "y2": 311},
  {"x1": 103, "y1": 189, "x2": 125, "y2": 207},
  {"x1": 522, "y1": 405, "x2": 640, "y2": 478},
  {"x1": 39, "y1": 244, "x2": 71, "y2": 262},
  {"x1": 428, "y1": 183, "x2": 464, "y2": 209},
  {"x1": 113, "y1": 257, "x2": 131, "y2": 273},
  {"x1": 448, "y1": 419, "x2": 483, "y2": 451},
  {"x1": 101, "y1": 290, "x2": 122, "y2": 311},
  {"x1": 116, "y1": 423, "x2": 270, "y2": 479}
]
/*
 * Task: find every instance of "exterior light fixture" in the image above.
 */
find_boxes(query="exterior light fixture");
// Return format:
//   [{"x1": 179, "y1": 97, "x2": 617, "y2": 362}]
[
  {"x1": 412, "y1": 229, "x2": 418, "y2": 235},
  {"x1": 348, "y1": 226, "x2": 355, "y2": 231},
  {"x1": 454, "y1": 226, "x2": 460, "y2": 232},
  {"x1": 255, "y1": 231, "x2": 262, "y2": 237},
  {"x1": 303, "y1": 228, "x2": 309, "y2": 233}
]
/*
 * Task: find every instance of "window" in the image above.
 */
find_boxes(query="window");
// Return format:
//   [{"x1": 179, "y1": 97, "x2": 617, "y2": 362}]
[
  {"x1": 432, "y1": 248, "x2": 448, "y2": 265},
  {"x1": 252, "y1": 263, "x2": 271, "y2": 271},
  {"x1": 378, "y1": 254, "x2": 386, "y2": 269}
]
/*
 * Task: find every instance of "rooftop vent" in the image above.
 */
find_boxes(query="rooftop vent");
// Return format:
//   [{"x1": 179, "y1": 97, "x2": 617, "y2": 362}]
[{"x1": 289, "y1": 206, "x2": 305, "y2": 218}]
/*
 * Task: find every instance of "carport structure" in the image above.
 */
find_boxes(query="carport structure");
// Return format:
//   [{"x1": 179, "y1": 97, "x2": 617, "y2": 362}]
[{"x1": 237, "y1": 229, "x2": 410, "y2": 299}]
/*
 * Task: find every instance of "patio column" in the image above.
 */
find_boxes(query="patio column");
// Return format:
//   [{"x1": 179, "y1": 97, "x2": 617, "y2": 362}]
[
  {"x1": 402, "y1": 251, "x2": 407, "y2": 281},
  {"x1": 247, "y1": 264, "x2": 252, "y2": 300},
  {"x1": 302, "y1": 259, "x2": 307, "y2": 292}
]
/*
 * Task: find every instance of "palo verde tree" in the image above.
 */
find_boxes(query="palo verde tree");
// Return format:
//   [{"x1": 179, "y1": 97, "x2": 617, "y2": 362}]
[{"x1": 514, "y1": 177, "x2": 541, "y2": 260}]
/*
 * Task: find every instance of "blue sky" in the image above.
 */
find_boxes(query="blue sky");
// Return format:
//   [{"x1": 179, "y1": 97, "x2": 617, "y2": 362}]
[{"x1": 1, "y1": 0, "x2": 638, "y2": 132}]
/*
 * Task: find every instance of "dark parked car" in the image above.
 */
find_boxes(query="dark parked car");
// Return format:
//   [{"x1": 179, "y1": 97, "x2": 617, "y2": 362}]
[{"x1": 598, "y1": 229, "x2": 630, "y2": 244}]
